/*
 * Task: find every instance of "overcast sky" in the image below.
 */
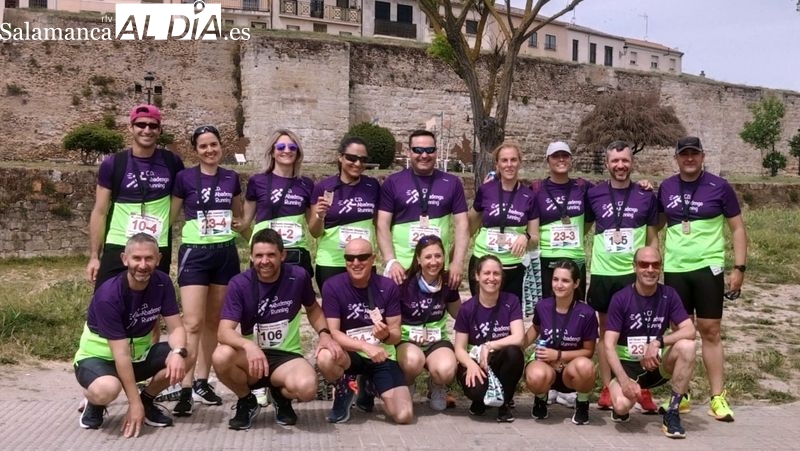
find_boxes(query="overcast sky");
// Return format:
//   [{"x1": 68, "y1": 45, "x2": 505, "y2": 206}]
[{"x1": 537, "y1": 0, "x2": 800, "y2": 92}]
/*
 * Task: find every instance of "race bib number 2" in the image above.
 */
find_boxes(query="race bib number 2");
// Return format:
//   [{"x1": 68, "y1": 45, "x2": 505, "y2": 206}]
[
  {"x1": 409, "y1": 225, "x2": 441, "y2": 248},
  {"x1": 197, "y1": 210, "x2": 232, "y2": 236},
  {"x1": 550, "y1": 223, "x2": 580, "y2": 249},
  {"x1": 486, "y1": 230, "x2": 513, "y2": 253},
  {"x1": 626, "y1": 336, "x2": 651, "y2": 360},
  {"x1": 346, "y1": 325, "x2": 379, "y2": 345},
  {"x1": 270, "y1": 221, "x2": 303, "y2": 246},
  {"x1": 126, "y1": 213, "x2": 163, "y2": 240}
]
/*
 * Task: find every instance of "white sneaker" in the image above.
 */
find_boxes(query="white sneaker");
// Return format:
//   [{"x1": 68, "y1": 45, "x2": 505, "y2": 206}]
[
  {"x1": 252, "y1": 387, "x2": 269, "y2": 407},
  {"x1": 556, "y1": 392, "x2": 577, "y2": 407},
  {"x1": 547, "y1": 389, "x2": 558, "y2": 405},
  {"x1": 429, "y1": 382, "x2": 447, "y2": 411}
]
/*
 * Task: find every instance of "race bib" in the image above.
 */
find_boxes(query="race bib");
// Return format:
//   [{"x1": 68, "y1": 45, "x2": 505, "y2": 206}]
[
  {"x1": 346, "y1": 325, "x2": 379, "y2": 345},
  {"x1": 550, "y1": 223, "x2": 580, "y2": 248},
  {"x1": 197, "y1": 210, "x2": 232, "y2": 236},
  {"x1": 486, "y1": 229, "x2": 513, "y2": 253},
  {"x1": 409, "y1": 326, "x2": 442, "y2": 344},
  {"x1": 409, "y1": 225, "x2": 441, "y2": 248},
  {"x1": 254, "y1": 319, "x2": 289, "y2": 349},
  {"x1": 338, "y1": 226, "x2": 371, "y2": 249},
  {"x1": 602, "y1": 228, "x2": 634, "y2": 253},
  {"x1": 270, "y1": 221, "x2": 303, "y2": 246},
  {"x1": 626, "y1": 336, "x2": 650, "y2": 361},
  {"x1": 126, "y1": 213, "x2": 163, "y2": 240}
]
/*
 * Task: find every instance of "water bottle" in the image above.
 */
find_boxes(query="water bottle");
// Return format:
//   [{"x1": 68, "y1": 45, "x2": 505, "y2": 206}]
[{"x1": 535, "y1": 338, "x2": 549, "y2": 360}]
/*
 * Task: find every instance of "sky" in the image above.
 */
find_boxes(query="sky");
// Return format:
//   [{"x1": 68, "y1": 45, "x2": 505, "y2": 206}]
[{"x1": 535, "y1": 0, "x2": 800, "y2": 92}]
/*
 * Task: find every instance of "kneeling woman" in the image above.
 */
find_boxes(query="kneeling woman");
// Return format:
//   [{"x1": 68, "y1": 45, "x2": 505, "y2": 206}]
[
  {"x1": 397, "y1": 235, "x2": 461, "y2": 411},
  {"x1": 454, "y1": 255, "x2": 525, "y2": 422},
  {"x1": 524, "y1": 259, "x2": 598, "y2": 425}
]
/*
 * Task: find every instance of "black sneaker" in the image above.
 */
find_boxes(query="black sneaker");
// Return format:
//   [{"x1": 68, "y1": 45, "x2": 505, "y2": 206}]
[
  {"x1": 468, "y1": 400, "x2": 486, "y2": 416},
  {"x1": 229, "y1": 394, "x2": 261, "y2": 430},
  {"x1": 355, "y1": 375, "x2": 375, "y2": 413},
  {"x1": 327, "y1": 376, "x2": 355, "y2": 423},
  {"x1": 79, "y1": 399, "x2": 105, "y2": 429},
  {"x1": 611, "y1": 410, "x2": 630, "y2": 423},
  {"x1": 144, "y1": 402, "x2": 174, "y2": 427},
  {"x1": 531, "y1": 396, "x2": 548, "y2": 420},
  {"x1": 193, "y1": 380, "x2": 223, "y2": 406},
  {"x1": 172, "y1": 388, "x2": 194, "y2": 417},
  {"x1": 270, "y1": 388, "x2": 298, "y2": 426},
  {"x1": 572, "y1": 400, "x2": 590, "y2": 425},
  {"x1": 497, "y1": 404, "x2": 515, "y2": 423},
  {"x1": 662, "y1": 410, "x2": 686, "y2": 439}
]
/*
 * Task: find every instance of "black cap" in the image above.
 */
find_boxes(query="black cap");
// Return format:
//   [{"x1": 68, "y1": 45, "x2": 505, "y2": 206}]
[{"x1": 676, "y1": 136, "x2": 704, "y2": 154}]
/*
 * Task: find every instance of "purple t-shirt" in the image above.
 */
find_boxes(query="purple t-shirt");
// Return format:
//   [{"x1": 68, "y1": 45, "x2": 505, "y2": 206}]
[
  {"x1": 378, "y1": 168, "x2": 468, "y2": 224},
  {"x1": 472, "y1": 180, "x2": 537, "y2": 228},
  {"x1": 173, "y1": 166, "x2": 242, "y2": 220},
  {"x1": 454, "y1": 292, "x2": 522, "y2": 346},
  {"x1": 220, "y1": 265, "x2": 316, "y2": 336},
  {"x1": 587, "y1": 182, "x2": 658, "y2": 233},
  {"x1": 321, "y1": 273, "x2": 401, "y2": 332},
  {"x1": 245, "y1": 172, "x2": 314, "y2": 222},
  {"x1": 532, "y1": 298, "x2": 598, "y2": 351},
  {"x1": 97, "y1": 149, "x2": 185, "y2": 203},
  {"x1": 605, "y1": 284, "x2": 689, "y2": 348},
  {"x1": 399, "y1": 276, "x2": 461, "y2": 325},
  {"x1": 87, "y1": 270, "x2": 179, "y2": 339},
  {"x1": 531, "y1": 177, "x2": 595, "y2": 226},
  {"x1": 657, "y1": 172, "x2": 741, "y2": 225},
  {"x1": 311, "y1": 174, "x2": 380, "y2": 227}
]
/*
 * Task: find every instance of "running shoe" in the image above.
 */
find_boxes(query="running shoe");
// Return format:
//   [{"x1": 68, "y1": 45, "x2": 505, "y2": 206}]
[
  {"x1": 708, "y1": 390, "x2": 734, "y2": 422},
  {"x1": 172, "y1": 387, "x2": 194, "y2": 417},
  {"x1": 556, "y1": 391, "x2": 576, "y2": 407},
  {"x1": 228, "y1": 394, "x2": 261, "y2": 430},
  {"x1": 611, "y1": 410, "x2": 630, "y2": 423},
  {"x1": 662, "y1": 410, "x2": 686, "y2": 439},
  {"x1": 327, "y1": 376, "x2": 355, "y2": 423},
  {"x1": 658, "y1": 393, "x2": 692, "y2": 414},
  {"x1": 270, "y1": 388, "x2": 297, "y2": 426},
  {"x1": 144, "y1": 402, "x2": 174, "y2": 427},
  {"x1": 252, "y1": 387, "x2": 269, "y2": 407},
  {"x1": 638, "y1": 388, "x2": 659, "y2": 414},
  {"x1": 428, "y1": 381, "x2": 447, "y2": 411},
  {"x1": 596, "y1": 386, "x2": 612, "y2": 410},
  {"x1": 572, "y1": 400, "x2": 590, "y2": 425},
  {"x1": 355, "y1": 375, "x2": 375, "y2": 413},
  {"x1": 193, "y1": 379, "x2": 222, "y2": 406},
  {"x1": 497, "y1": 404, "x2": 515, "y2": 423},
  {"x1": 154, "y1": 383, "x2": 182, "y2": 402},
  {"x1": 547, "y1": 389, "x2": 558, "y2": 405},
  {"x1": 469, "y1": 400, "x2": 487, "y2": 416},
  {"x1": 531, "y1": 395, "x2": 548, "y2": 420},
  {"x1": 78, "y1": 399, "x2": 105, "y2": 429}
]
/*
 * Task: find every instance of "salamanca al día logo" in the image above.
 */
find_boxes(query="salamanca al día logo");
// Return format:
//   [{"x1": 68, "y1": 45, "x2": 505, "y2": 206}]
[{"x1": 116, "y1": 0, "x2": 249, "y2": 41}]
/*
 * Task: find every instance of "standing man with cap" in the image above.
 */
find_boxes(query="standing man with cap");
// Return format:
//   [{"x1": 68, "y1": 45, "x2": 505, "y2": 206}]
[
  {"x1": 657, "y1": 136, "x2": 747, "y2": 422},
  {"x1": 85, "y1": 104, "x2": 184, "y2": 289},
  {"x1": 588, "y1": 140, "x2": 660, "y2": 413}
]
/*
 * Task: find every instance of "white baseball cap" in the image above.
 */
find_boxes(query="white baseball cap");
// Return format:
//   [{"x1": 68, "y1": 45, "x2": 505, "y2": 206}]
[{"x1": 546, "y1": 141, "x2": 572, "y2": 157}]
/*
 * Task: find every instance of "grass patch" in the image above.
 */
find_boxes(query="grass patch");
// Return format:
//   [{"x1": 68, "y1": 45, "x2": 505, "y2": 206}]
[
  {"x1": 738, "y1": 207, "x2": 800, "y2": 284},
  {"x1": 765, "y1": 390, "x2": 797, "y2": 403}
]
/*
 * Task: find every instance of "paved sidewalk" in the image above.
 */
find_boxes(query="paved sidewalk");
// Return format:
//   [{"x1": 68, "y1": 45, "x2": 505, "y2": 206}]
[{"x1": 1, "y1": 364, "x2": 799, "y2": 450}]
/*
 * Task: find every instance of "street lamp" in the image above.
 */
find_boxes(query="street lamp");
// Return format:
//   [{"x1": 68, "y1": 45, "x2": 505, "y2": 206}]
[{"x1": 134, "y1": 72, "x2": 162, "y2": 105}]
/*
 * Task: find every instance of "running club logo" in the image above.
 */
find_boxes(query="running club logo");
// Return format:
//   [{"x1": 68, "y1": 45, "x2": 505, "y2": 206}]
[
  {"x1": 200, "y1": 186, "x2": 212, "y2": 204},
  {"x1": 405, "y1": 188, "x2": 421, "y2": 205},
  {"x1": 270, "y1": 188, "x2": 284, "y2": 204}
]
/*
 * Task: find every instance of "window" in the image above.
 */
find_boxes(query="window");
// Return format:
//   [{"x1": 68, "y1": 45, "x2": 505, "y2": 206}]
[
  {"x1": 313, "y1": 23, "x2": 327, "y2": 33},
  {"x1": 629, "y1": 51, "x2": 637, "y2": 66},
  {"x1": 375, "y1": 1, "x2": 390, "y2": 20},
  {"x1": 528, "y1": 32, "x2": 537, "y2": 48},
  {"x1": 336, "y1": 0, "x2": 348, "y2": 8},
  {"x1": 29, "y1": 0, "x2": 47, "y2": 8},
  {"x1": 465, "y1": 20, "x2": 478, "y2": 36},
  {"x1": 589, "y1": 43, "x2": 596, "y2": 64},
  {"x1": 651, "y1": 55, "x2": 659, "y2": 69},
  {"x1": 340, "y1": 31, "x2": 353, "y2": 36},
  {"x1": 604, "y1": 45, "x2": 613, "y2": 66},
  {"x1": 224, "y1": 19, "x2": 234, "y2": 27},
  {"x1": 397, "y1": 4, "x2": 413, "y2": 23},
  {"x1": 251, "y1": 21, "x2": 267, "y2": 29},
  {"x1": 571, "y1": 39, "x2": 579, "y2": 61},
  {"x1": 544, "y1": 34, "x2": 556, "y2": 50},
  {"x1": 670, "y1": 58, "x2": 677, "y2": 71},
  {"x1": 286, "y1": 24, "x2": 300, "y2": 30},
  {"x1": 243, "y1": 0, "x2": 260, "y2": 11}
]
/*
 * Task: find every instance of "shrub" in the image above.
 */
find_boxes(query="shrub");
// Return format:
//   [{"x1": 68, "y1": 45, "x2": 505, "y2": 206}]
[
  {"x1": 63, "y1": 123, "x2": 124, "y2": 165},
  {"x1": 762, "y1": 151, "x2": 787, "y2": 177},
  {"x1": 343, "y1": 122, "x2": 397, "y2": 169},
  {"x1": 6, "y1": 83, "x2": 27, "y2": 96}
]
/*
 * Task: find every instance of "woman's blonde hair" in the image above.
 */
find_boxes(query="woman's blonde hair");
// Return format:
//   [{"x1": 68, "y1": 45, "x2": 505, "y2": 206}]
[
  {"x1": 491, "y1": 141, "x2": 523, "y2": 163},
  {"x1": 264, "y1": 128, "x2": 304, "y2": 176}
]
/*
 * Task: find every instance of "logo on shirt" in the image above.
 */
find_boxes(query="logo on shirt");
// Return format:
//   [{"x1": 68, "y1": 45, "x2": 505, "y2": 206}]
[
  {"x1": 665, "y1": 194, "x2": 704, "y2": 212},
  {"x1": 126, "y1": 302, "x2": 161, "y2": 329},
  {"x1": 405, "y1": 188, "x2": 420, "y2": 205},
  {"x1": 488, "y1": 202, "x2": 524, "y2": 222},
  {"x1": 600, "y1": 202, "x2": 640, "y2": 220},
  {"x1": 201, "y1": 186, "x2": 212, "y2": 203},
  {"x1": 337, "y1": 197, "x2": 375, "y2": 215}
]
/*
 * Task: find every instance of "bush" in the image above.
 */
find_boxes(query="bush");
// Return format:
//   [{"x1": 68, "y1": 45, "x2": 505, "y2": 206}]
[
  {"x1": 343, "y1": 122, "x2": 396, "y2": 169},
  {"x1": 762, "y1": 151, "x2": 787, "y2": 177},
  {"x1": 63, "y1": 123, "x2": 124, "y2": 165}
]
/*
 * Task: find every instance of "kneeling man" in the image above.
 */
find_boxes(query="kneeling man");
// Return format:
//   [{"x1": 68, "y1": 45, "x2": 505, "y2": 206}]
[
  {"x1": 213, "y1": 228, "x2": 342, "y2": 430},
  {"x1": 74, "y1": 233, "x2": 188, "y2": 437},
  {"x1": 605, "y1": 246, "x2": 696, "y2": 439}
]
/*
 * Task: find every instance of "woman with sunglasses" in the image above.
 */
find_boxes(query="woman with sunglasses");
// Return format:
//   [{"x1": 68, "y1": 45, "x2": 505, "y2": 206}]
[
  {"x1": 396, "y1": 235, "x2": 461, "y2": 411},
  {"x1": 309, "y1": 137, "x2": 380, "y2": 290},
  {"x1": 468, "y1": 142, "x2": 538, "y2": 302},
  {"x1": 241, "y1": 129, "x2": 315, "y2": 276},
  {"x1": 454, "y1": 255, "x2": 525, "y2": 422},
  {"x1": 524, "y1": 259, "x2": 598, "y2": 425},
  {"x1": 169, "y1": 125, "x2": 244, "y2": 416}
]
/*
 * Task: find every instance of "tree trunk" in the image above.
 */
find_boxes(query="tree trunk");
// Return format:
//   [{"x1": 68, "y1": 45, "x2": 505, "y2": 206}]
[{"x1": 473, "y1": 117, "x2": 505, "y2": 191}]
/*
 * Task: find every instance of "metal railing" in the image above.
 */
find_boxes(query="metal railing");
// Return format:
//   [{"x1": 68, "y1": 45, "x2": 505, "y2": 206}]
[
  {"x1": 214, "y1": 0, "x2": 270, "y2": 13},
  {"x1": 280, "y1": 0, "x2": 362, "y2": 23},
  {"x1": 374, "y1": 18, "x2": 416, "y2": 39}
]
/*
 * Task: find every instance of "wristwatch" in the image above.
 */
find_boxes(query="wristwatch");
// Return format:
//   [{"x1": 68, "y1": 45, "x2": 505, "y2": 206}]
[
  {"x1": 733, "y1": 265, "x2": 746, "y2": 273},
  {"x1": 172, "y1": 347, "x2": 187, "y2": 358}
]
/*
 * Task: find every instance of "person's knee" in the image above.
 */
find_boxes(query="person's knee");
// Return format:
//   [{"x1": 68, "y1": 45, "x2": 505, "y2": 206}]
[
  {"x1": 211, "y1": 344, "x2": 236, "y2": 371},
  {"x1": 524, "y1": 364, "x2": 550, "y2": 393},
  {"x1": 697, "y1": 320, "x2": 722, "y2": 341},
  {"x1": 400, "y1": 352, "x2": 425, "y2": 377},
  {"x1": 86, "y1": 376, "x2": 122, "y2": 405},
  {"x1": 428, "y1": 364, "x2": 456, "y2": 384},
  {"x1": 182, "y1": 316, "x2": 203, "y2": 335},
  {"x1": 573, "y1": 357, "x2": 595, "y2": 378}
]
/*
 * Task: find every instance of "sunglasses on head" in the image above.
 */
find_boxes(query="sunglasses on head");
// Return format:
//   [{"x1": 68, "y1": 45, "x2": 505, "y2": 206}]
[
  {"x1": 342, "y1": 153, "x2": 369, "y2": 164},
  {"x1": 133, "y1": 122, "x2": 160, "y2": 130},
  {"x1": 636, "y1": 260, "x2": 662, "y2": 270},
  {"x1": 275, "y1": 142, "x2": 299, "y2": 152},
  {"x1": 193, "y1": 125, "x2": 219, "y2": 136},
  {"x1": 418, "y1": 235, "x2": 442, "y2": 246},
  {"x1": 344, "y1": 253, "x2": 373, "y2": 262},
  {"x1": 411, "y1": 146, "x2": 437, "y2": 155}
]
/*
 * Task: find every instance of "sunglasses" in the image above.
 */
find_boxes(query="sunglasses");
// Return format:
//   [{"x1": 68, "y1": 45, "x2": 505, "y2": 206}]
[
  {"x1": 344, "y1": 253, "x2": 373, "y2": 262},
  {"x1": 342, "y1": 153, "x2": 369, "y2": 164},
  {"x1": 636, "y1": 261, "x2": 662, "y2": 270},
  {"x1": 418, "y1": 234, "x2": 442, "y2": 246},
  {"x1": 724, "y1": 290, "x2": 741, "y2": 301},
  {"x1": 133, "y1": 122, "x2": 160, "y2": 130},
  {"x1": 193, "y1": 125, "x2": 219, "y2": 136},
  {"x1": 275, "y1": 142, "x2": 299, "y2": 152},
  {"x1": 411, "y1": 146, "x2": 437, "y2": 155}
]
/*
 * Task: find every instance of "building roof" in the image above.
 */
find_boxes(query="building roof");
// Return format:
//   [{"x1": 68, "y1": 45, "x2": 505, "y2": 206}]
[{"x1": 624, "y1": 37, "x2": 684, "y2": 56}]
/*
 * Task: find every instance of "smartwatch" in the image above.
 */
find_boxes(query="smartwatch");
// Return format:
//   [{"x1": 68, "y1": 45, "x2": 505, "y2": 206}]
[{"x1": 172, "y1": 347, "x2": 188, "y2": 358}]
